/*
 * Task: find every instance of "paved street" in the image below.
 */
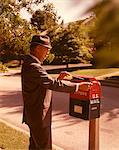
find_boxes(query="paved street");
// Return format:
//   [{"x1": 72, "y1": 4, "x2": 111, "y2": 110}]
[{"x1": 0, "y1": 75, "x2": 119, "y2": 150}]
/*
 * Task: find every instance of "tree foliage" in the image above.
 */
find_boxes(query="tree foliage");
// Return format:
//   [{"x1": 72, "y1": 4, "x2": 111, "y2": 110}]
[
  {"x1": 88, "y1": 0, "x2": 119, "y2": 67},
  {"x1": 50, "y1": 27, "x2": 81, "y2": 67},
  {"x1": 0, "y1": 0, "x2": 95, "y2": 66},
  {"x1": 0, "y1": 0, "x2": 43, "y2": 63},
  {"x1": 30, "y1": 3, "x2": 96, "y2": 65},
  {"x1": 67, "y1": 19, "x2": 94, "y2": 63},
  {"x1": 31, "y1": 3, "x2": 60, "y2": 31},
  {"x1": 31, "y1": 3, "x2": 63, "y2": 64}
]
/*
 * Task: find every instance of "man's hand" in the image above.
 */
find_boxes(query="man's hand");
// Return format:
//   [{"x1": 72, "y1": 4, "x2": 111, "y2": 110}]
[
  {"x1": 57, "y1": 71, "x2": 72, "y2": 80},
  {"x1": 78, "y1": 82, "x2": 92, "y2": 91}
]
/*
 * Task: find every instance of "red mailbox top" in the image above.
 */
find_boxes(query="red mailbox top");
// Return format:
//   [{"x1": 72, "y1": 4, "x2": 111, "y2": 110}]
[{"x1": 70, "y1": 75, "x2": 101, "y2": 100}]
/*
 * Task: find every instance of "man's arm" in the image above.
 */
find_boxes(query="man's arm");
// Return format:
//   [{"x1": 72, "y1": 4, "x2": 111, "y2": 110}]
[{"x1": 30, "y1": 63, "x2": 90, "y2": 93}]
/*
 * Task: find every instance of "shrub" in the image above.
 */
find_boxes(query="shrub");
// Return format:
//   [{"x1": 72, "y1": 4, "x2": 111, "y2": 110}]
[{"x1": 0, "y1": 62, "x2": 8, "y2": 73}]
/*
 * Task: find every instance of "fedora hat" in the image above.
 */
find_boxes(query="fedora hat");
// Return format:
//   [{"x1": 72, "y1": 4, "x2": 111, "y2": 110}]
[{"x1": 31, "y1": 35, "x2": 52, "y2": 49}]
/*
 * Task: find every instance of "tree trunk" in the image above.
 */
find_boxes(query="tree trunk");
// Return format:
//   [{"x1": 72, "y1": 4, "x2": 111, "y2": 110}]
[
  {"x1": 66, "y1": 63, "x2": 69, "y2": 69},
  {"x1": 18, "y1": 59, "x2": 22, "y2": 67}
]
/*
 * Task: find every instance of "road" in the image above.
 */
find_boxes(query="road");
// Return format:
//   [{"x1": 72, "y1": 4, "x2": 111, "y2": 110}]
[{"x1": 0, "y1": 75, "x2": 119, "y2": 150}]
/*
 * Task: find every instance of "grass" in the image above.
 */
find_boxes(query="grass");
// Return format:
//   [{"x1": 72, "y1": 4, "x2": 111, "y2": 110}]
[
  {"x1": 0, "y1": 122, "x2": 29, "y2": 150},
  {"x1": 71, "y1": 68, "x2": 119, "y2": 77},
  {"x1": 0, "y1": 122, "x2": 58, "y2": 150},
  {"x1": 50, "y1": 68, "x2": 119, "y2": 78}
]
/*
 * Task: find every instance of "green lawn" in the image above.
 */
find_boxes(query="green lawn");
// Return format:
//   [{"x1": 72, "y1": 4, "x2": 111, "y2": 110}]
[
  {"x1": 0, "y1": 122, "x2": 58, "y2": 150},
  {"x1": 0, "y1": 122, "x2": 29, "y2": 150},
  {"x1": 51, "y1": 68, "x2": 119, "y2": 78},
  {"x1": 71, "y1": 68, "x2": 119, "y2": 77}
]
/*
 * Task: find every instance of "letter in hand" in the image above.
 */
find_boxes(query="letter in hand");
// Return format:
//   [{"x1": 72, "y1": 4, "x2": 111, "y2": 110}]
[
  {"x1": 79, "y1": 82, "x2": 92, "y2": 91},
  {"x1": 57, "y1": 71, "x2": 72, "y2": 80}
]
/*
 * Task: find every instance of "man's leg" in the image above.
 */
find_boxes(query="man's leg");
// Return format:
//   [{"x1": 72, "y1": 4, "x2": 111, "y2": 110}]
[
  {"x1": 29, "y1": 130, "x2": 37, "y2": 150},
  {"x1": 29, "y1": 126, "x2": 52, "y2": 150}
]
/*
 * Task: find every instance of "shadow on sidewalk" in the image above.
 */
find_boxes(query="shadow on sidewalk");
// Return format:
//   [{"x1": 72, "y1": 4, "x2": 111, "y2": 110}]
[
  {"x1": 0, "y1": 91, "x2": 23, "y2": 114},
  {"x1": 0, "y1": 87, "x2": 119, "y2": 129}
]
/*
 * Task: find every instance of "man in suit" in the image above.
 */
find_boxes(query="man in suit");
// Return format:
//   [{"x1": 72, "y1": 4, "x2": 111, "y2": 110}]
[{"x1": 21, "y1": 35, "x2": 91, "y2": 150}]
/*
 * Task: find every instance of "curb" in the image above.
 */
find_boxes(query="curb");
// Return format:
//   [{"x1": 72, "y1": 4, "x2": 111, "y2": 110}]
[
  {"x1": 96, "y1": 72, "x2": 119, "y2": 88},
  {"x1": 0, "y1": 119, "x2": 64, "y2": 150},
  {"x1": 99, "y1": 79, "x2": 119, "y2": 88}
]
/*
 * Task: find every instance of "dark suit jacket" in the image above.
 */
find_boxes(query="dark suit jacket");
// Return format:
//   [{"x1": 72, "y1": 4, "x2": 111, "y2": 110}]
[{"x1": 21, "y1": 55, "x2": 78, "y2": 128}]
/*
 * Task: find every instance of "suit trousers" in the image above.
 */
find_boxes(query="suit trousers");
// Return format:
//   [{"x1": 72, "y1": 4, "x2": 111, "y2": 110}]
[{"x1": 28, "y1": 125, "x2": 52, "y2": 150}]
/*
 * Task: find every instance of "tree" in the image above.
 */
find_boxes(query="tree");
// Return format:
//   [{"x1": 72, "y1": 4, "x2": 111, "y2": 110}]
[
  {"x1": 31, "y1": 3, "x2": 60, "y2": 31},
  {"x1": 51, "y1": 28, "x2": 81, "y2": 68},
  {"x1": 88, "y1": 0, "x2": 119, "y2": 67},
  {"x1": 0, "y1": 0, "x2": 44, "y2": 63},
  {"x1": 31, "y1": 3, "x2": 63, "y2": 64},
  {"x1": 67, "y1": 19, "x2": 94, "y2": 63}
]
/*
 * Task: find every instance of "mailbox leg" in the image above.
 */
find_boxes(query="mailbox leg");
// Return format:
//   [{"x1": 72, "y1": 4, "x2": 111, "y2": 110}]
[{"x1": 88, "y1": 118, "x2": 99, "y2": 150}]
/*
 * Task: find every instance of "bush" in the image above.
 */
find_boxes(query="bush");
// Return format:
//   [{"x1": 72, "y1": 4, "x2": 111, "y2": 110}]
[{"x1": 0, "y1": 62, "x2": 8, "y2": 72}]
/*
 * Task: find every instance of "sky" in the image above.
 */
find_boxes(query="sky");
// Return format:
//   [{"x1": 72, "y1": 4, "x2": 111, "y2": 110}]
[
  {"x1": 47, "y1": 0, "x2": 97, "y2": 23},
  {"x1": 20, "y1": 0, "x2": 99, "y2": 23}
]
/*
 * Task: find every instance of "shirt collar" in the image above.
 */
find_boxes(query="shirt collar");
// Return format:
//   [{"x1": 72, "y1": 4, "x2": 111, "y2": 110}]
[{"x1": 29, "y1": 54, "x2": 41, "y2": 64}]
